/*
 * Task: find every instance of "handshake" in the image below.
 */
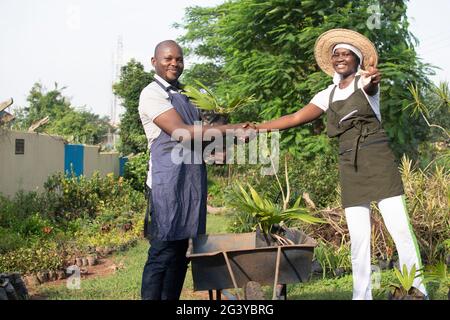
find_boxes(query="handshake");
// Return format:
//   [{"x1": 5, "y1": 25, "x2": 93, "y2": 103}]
[
  {"x1": 230, "y1": 122, "x2": 259, "y2": 144},
  {"x1": 204, "y1": 122, "x2": 265, "y2": 165}
]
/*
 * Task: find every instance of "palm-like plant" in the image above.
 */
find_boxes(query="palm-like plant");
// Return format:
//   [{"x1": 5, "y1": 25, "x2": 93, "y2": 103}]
[
  {"x1": 184, "y1": 80, "x2": 256, "y2": 114},
  {"x1": 422, "y1": 261, "x2": 449, "y2": 299},
  {"x1": 406, "y1": 83, "x2": 450, "y2": 139},
  {"x1": 231, "y1": 157, "x2": 325, "y2": 237},
  {"x1": 391, "y1": 264, "x2": 417, "y2": 294},
  {"x1": 389, "y1": 264, "x2": 425, "y2": 299},
  {"x1": 234, "y1": 183, "x2": 324, "y2": 235}
]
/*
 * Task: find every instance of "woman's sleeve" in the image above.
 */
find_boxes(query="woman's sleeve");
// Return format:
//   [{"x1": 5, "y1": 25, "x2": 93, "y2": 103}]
[{"x1": 310, "y1": 87, "x2": 331, "y2": 112}]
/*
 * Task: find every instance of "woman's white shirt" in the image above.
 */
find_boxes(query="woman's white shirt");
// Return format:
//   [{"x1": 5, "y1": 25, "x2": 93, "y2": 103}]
[{"x1": 309, "y1": 76, "x2": 381, "y2": 122}]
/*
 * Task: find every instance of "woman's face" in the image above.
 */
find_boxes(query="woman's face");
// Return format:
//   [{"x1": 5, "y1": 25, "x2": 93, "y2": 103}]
[{"x1": 331, "y1": 48, "x2": 359, "y2": 77}]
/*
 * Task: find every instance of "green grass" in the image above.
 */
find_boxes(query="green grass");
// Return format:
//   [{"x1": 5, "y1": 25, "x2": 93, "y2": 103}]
[
  {"x1": 35, "y1": 213, "x2": 448, "y2": 300},
  {"x1": 38, "y1": 240, "x2": 145, "y2": 300}
]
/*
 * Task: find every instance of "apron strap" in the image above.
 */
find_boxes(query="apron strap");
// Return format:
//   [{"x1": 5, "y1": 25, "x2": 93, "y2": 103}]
[
  {"x1": 144, "y1": 186, "x2": 152, "y2": 239},
  {"x1": 329, "y1": 85, "x2": 337, "y2": 106},
  {"x1": 153, "y1": 77, "x2": 184, "y2": 100},
  {"x1": 328, "y1": 74, "x2": 361, "y2": 106},
  {"x1": 354, "y1": 75, "x2": 361, "y2": 91}
]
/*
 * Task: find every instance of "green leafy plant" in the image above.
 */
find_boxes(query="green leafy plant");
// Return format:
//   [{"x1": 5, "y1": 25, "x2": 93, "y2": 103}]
[
  {"x1": 389, "y1": 264, "x2": 426, "y2": 299},
  {"x1": 230, "y1": 157, "x2": 325, "y2": 237},
  {"x1": 313, "y1": 240, "x2": 351, "y2": 279},
  {"x1": 400, "y1": 156, "x2": 450, "y2": 265},
  {"x1": 0, "y1": 170, "x2": 146, "y2": 275},
  {"x1": 0, "y1": 241, "x2": 65, "y2": 274},
  {"x1": 391, "y1": 264, "x2": 417, "y2": 294},
  {"x1": 422, "y1": 261, "x2": 449, "y2": 298},
  {"x1": 123, "y1": 152, "x2": 149, "y2": 192},
  {"x1": 0, "y1": 227, "x2": 26, "y2": 254},
  {"x1": 234, "y1": 183, "x2": 324, "y2": 235},
  {"x1": 406, "y1": 83, "x2": 450, "y2": 139},
  {"x1": 184, "y1": 80, "x2": 255, "y2": 114}
]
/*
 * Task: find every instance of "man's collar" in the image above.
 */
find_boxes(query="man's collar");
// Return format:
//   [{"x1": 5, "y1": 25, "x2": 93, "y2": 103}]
[{"x1": 154, "y1": 74, "x2": 183, "y2": 92}]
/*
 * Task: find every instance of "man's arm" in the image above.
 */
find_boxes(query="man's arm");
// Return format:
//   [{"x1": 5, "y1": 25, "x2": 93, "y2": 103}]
[{"x1": 153, "y1": 108, "x2": 251, "y2": 142}]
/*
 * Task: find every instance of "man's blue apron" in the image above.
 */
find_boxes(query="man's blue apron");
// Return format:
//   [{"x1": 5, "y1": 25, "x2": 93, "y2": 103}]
[{"x1": 146, "y1": 79, "x2": 207, "y2": 241}]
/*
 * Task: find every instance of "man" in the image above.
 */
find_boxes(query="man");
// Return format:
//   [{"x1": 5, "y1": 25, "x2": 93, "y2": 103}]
[{"x1": 139, "y1": 40, "x2": 251, "y2": 300}]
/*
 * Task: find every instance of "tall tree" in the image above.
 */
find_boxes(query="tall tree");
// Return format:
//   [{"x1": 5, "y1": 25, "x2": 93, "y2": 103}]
[
  {"x1": 20, "y1": 82, "x2": 69, "y2": 128},
  {"x1": 177, "y1": 0, "x2": 435, "y2": 158},
  {"x1": 47, "y1": 109, "x2": 111, "y2": 145},
  {"x1": 113, "y1": 59, "x2": 154, "y2": 155},
  {"x1": 12, "y1": 82, "x2": 111, "y2": 145}
]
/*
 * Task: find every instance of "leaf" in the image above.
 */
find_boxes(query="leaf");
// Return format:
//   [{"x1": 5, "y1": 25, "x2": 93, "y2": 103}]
[
  {"x1": 292, "y1": 194, "x2": 302, "y2": 209},
  {"x1": 248, "y1": 185, "x2": 265, "y2": 209}
]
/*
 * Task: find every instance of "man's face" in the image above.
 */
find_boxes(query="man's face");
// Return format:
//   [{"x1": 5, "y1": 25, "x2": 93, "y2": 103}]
[{"x1": 151, "y1": 45, "x2": 184, "y2": 84}]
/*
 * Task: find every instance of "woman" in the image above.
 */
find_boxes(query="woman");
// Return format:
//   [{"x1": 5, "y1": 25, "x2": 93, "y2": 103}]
[{"x1": 256, "y1": 29, "x2": 427, "y2": 300}]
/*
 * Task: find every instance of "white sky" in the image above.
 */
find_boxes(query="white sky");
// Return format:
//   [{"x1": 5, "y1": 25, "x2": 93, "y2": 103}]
[{"x1": 1, "y1": 0, "x2": 449, "y2": 119}]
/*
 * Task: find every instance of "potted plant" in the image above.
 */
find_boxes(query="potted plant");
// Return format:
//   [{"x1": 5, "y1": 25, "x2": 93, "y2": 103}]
[
  {"x1": 184, "y1": 80, "x2": 257, "y2": 164},
  {"x1": 184, "y1": 80, "x2": 256, "y2": 125},
  {"x1": 388, "y1": 264, "x2": 426, "y2": 300}
]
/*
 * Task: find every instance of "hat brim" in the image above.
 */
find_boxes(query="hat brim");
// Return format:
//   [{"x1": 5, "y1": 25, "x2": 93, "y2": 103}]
[{"x1": 314, "y1": 29, "x2": 378, "y2": 76}]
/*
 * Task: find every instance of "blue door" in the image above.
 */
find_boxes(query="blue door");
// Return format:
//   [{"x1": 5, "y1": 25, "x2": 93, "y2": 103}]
[{"x1": 64, "y1": 144, "x2": 84, "y2": 177}]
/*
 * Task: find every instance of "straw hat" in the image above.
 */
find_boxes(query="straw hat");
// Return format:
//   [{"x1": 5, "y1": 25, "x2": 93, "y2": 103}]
[{"x1": 314, "y1": 28, "x2": 378, "y2": 76}]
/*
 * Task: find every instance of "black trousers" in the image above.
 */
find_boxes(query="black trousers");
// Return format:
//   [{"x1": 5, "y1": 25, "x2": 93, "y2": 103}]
[{"x1": 141, "y1": 188, "x2": 189, "y2": 300}]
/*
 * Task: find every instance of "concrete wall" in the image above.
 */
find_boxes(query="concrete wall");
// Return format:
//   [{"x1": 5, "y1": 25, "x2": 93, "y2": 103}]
[
  {"x1": 0, "y1": 129, "x2": 65, "y2": 197},
  {"x1": 0, "y1": 130, "x2": 124, "y2": 199},
  {"x1": 83, "y1": 145, "x2": 120, "y2": 177}
]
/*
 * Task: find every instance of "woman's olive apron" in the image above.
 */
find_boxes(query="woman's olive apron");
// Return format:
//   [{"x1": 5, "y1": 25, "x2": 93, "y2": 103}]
[
  {"x1": 326, "y1": 76, "x2": 404, "y2": 208},
  {"x1": 145, "y1": 79, "x2": 207, "y2": 241}
]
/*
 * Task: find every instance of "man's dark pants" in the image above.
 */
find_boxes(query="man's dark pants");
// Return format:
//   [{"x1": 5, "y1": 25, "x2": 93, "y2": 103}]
[{"x1": 141, "y1": 189, "x2": 189, "y2": 300}]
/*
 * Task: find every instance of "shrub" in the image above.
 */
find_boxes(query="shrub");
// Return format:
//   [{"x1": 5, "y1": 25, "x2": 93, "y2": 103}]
[
  {"x1": 286, "y1": 148, "x2": 339, "y2": 209},
  {"x1": 123, "y1": 152, "x2": 149, "y2": 192},
  {"x1": 43, "y1": 171, "x2": 146, "y2": 221},
  {"x1": 0, "y1": 170, "x2": 146, "y2": 274},
  {"x1": 400, "y1": 156, "x2": 450, "y2": 265},
  {"x1": 313, "y1": 240, "x2": 352, "y2": 279},
  {"x1": 0, "y1": 227, "x2": 26, "y2": 254},
  {"x1": 207, "y1": 175, "x2": 229, "y2": 207},
  {"x1": 0, "y1": 241, "x2": 64, "y2": 274}
]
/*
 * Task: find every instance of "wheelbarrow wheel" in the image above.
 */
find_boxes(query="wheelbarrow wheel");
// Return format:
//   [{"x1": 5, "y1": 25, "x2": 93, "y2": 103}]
[{"x1": 244, "y1": 281, "x2": 265, "y2": 300}]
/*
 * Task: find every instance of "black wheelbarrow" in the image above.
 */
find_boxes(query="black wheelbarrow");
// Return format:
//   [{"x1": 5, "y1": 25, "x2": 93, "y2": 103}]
[{"x1": 187, "y1": 229, "x2": 317, "y2": 300}]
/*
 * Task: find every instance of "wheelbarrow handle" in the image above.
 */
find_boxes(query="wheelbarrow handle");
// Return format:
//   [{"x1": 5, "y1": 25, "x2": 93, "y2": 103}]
[
  {"x1": 222, "y1": 251, "x2": 241, "y2": 300},
  {"x1": 272, "y1": 246, "x2": 282, "y2": 300}
]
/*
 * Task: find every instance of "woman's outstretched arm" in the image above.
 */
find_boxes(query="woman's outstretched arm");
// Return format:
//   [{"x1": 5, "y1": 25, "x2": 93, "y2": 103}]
[{"x1": 256, "y1": 103, "x2": 324, "y2": 131}]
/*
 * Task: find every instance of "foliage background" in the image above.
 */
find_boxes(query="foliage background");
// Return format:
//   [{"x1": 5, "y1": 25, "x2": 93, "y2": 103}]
[{"x1": 12, "y1": 83, "x2": 111, "y2": 145}]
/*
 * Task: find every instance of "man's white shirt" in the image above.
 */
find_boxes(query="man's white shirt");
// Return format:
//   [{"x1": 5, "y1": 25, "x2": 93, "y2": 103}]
[{"x1": 138, "y1": 75, "x2": 179, "y2": 188}]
